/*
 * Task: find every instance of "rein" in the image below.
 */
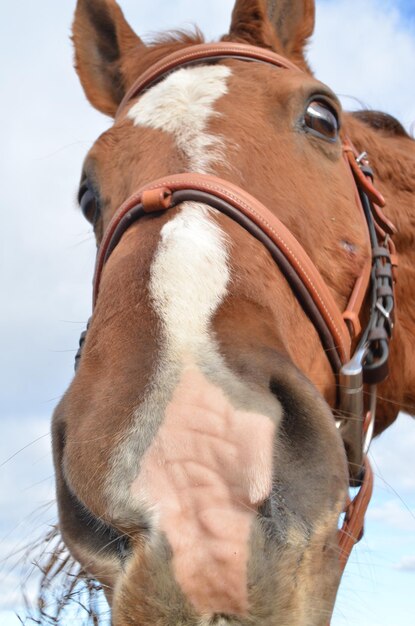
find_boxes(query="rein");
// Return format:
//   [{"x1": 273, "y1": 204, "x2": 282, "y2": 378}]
[{"x1": 75, "y1": 42, "x2": 397, "y2": 590}]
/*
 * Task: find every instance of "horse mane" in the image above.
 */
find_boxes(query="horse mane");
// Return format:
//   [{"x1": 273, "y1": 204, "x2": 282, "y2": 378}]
[
  {"x1": 144, "y1": 27, "x2": 205, "y2": 46},
  {"x1": 122, "y1": 28, "x2": 205, "y2": 85},
  {"x1": 351, "y1": 110, "x2": 413, "y2": 140}
]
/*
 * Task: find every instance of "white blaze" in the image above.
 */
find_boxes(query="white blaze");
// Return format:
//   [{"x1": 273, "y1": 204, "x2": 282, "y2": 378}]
[
  {"x1": 111, "y1": 64, "x2": 280, "y2": 618},
  {"x1": 128, "y1": 64, "x2": 233, "y2": 357},
  {"x1": 128, "y1": 64, "x2": 231, "y2": 174},
  {"x1": 150, "y1": 201, "x2": 230, "y2": 357}
]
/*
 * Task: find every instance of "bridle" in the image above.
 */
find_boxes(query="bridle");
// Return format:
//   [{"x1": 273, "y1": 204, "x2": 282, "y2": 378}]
[{"x1": 74, "y1": 42, "x2": 397, "y2": 596}]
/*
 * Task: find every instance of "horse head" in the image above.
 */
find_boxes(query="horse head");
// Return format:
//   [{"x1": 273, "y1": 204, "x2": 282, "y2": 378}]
[{"x1": 51, "y1": 1, "x2": 415, "y2": 624}]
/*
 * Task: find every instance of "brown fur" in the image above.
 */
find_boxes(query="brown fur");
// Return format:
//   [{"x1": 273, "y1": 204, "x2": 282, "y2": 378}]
[
  {"x1": 224, "y1": 0, "x2": 314, "y2": 71},
  {"x1": 47, "y1": 1, "x2": 415, "y2": 624},
  {"x1": 225, "y1": 0, "x2": 282, "y2": 51}
]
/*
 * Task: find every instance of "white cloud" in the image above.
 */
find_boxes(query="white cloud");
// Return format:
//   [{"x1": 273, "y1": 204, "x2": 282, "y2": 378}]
[
  {"x1": 394, "y1": 556, "x2": 415, "y2": 572},
  {"x1": 0, "y1": 417, "x2": 56, "y2": 615},
  {"x1": 370, "y1": 414, "x2": 415, "y2": 494},
  {"x1": 310, "y1": 0, "x2": 415, "y2": 130},
  {"x1": 0, "y1": 568, "x2": 38, "y2": 610},
  {"x1": 367, "y1": 499, "x2": 415, "y2": 532}
]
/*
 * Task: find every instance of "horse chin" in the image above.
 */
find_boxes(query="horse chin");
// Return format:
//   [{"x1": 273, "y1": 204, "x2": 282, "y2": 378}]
[
  {"x1": 110, "y1": 519, "x2": 343, "y2": 626},
  {"x1": 112, "y1": 525, "x2": 342, "y2": 625}
]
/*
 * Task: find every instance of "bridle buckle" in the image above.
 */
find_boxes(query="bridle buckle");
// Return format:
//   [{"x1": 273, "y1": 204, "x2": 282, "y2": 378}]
[{"x1": 338, "y1": 347, "x2": 367, "y2": 486}]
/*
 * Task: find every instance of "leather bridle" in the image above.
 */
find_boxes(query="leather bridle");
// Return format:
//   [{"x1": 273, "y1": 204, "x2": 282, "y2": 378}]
[{"x1": 74, "y1": 42, "x2": 397, "y2": 591}]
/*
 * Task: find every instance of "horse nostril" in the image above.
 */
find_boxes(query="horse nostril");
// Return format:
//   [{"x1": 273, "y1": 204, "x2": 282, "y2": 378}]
[{"x1": 74, "y1": 497, "x2": 133, "y2": 563}]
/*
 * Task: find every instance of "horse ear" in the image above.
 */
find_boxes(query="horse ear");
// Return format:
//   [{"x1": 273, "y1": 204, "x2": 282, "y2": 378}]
[
  {"x1": 266, "y1": 0, "x2": 315, "y2": 65},
  {"x1": 228, "y1": 0, "x2": 315, "y2": 70},
  {"x1": 227, "y1": 0, "x2": 281, "y2": 51},
  {"x1": 72, "y1": 0, "x2": 145, "y2": 116}
]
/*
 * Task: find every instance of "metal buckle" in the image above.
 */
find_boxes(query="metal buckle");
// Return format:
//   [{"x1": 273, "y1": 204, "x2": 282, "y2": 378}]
[
  {"x1": 338, "y1": 457, "x2": 374, "y2": 571},
  {"x1": 356, "y1": 151, "x2": 368, "y2": 164},
  {"x1": 338, "y1": 346, "x2": 370, "y2": 486},
  {"x1": 364, "y1": 386, "x2": 377, "y2": 454}
]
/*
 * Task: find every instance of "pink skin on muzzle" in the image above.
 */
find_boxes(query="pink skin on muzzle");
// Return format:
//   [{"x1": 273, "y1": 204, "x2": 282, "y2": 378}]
[{"x1": 131, "y1": 364, "x2": 276, "y2": 615}]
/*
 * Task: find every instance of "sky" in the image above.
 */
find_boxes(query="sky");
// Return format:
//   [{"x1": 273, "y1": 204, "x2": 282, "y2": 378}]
[{"x1": 0, "y1": 1, "x2": 414, "y2": 624}]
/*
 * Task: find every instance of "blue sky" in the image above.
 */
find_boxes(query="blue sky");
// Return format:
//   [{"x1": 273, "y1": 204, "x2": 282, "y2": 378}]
[
  {"x1": 1, "y1": 1, "x2": 414, "y2": 624},
  {"x1": 398, "y1": 0, "x2": 415, "y2": 19}
]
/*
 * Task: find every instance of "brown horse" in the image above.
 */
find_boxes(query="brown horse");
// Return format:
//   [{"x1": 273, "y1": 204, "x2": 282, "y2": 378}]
[{"x1": 51, "y1": 1, "x2": 415, "y2": 624}]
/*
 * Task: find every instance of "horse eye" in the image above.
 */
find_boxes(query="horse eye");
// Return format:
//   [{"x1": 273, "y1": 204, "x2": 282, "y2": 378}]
[
  {"x1": 78, "y1": 180, "x2": 101, "y2": 224},
  {"x1": 304, "y1": 100, "x2": 339, "y2": 142}
]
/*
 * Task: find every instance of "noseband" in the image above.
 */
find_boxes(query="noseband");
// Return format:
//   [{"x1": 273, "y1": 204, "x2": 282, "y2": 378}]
[{"x1": 75, "y1": 43, "x2": 397, "y2": 588}]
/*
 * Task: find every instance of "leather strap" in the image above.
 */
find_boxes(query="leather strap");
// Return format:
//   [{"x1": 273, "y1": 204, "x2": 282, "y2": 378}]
[
  {"x1": 341, "y1": 141, "x2": 372, "y2": 338},
  {"x1": 93, "y1": 173, "x2": 352, "y2": 370},
  {"x1": 338, "y1": 457, "x2": 374, "y2": 570},
  {"x1": 116, "y1": 42, "x2": 301, "y2": 119}
]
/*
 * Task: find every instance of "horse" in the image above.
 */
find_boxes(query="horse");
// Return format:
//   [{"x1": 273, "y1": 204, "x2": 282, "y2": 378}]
[{"x1": 49, "y1": 1, "x2": 415, "y2": 624}]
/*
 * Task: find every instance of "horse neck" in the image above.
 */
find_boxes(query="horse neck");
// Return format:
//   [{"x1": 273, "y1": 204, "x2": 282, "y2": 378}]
[{"x1": 346, "y1": 114, "x2": 415, "y2": 431}]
